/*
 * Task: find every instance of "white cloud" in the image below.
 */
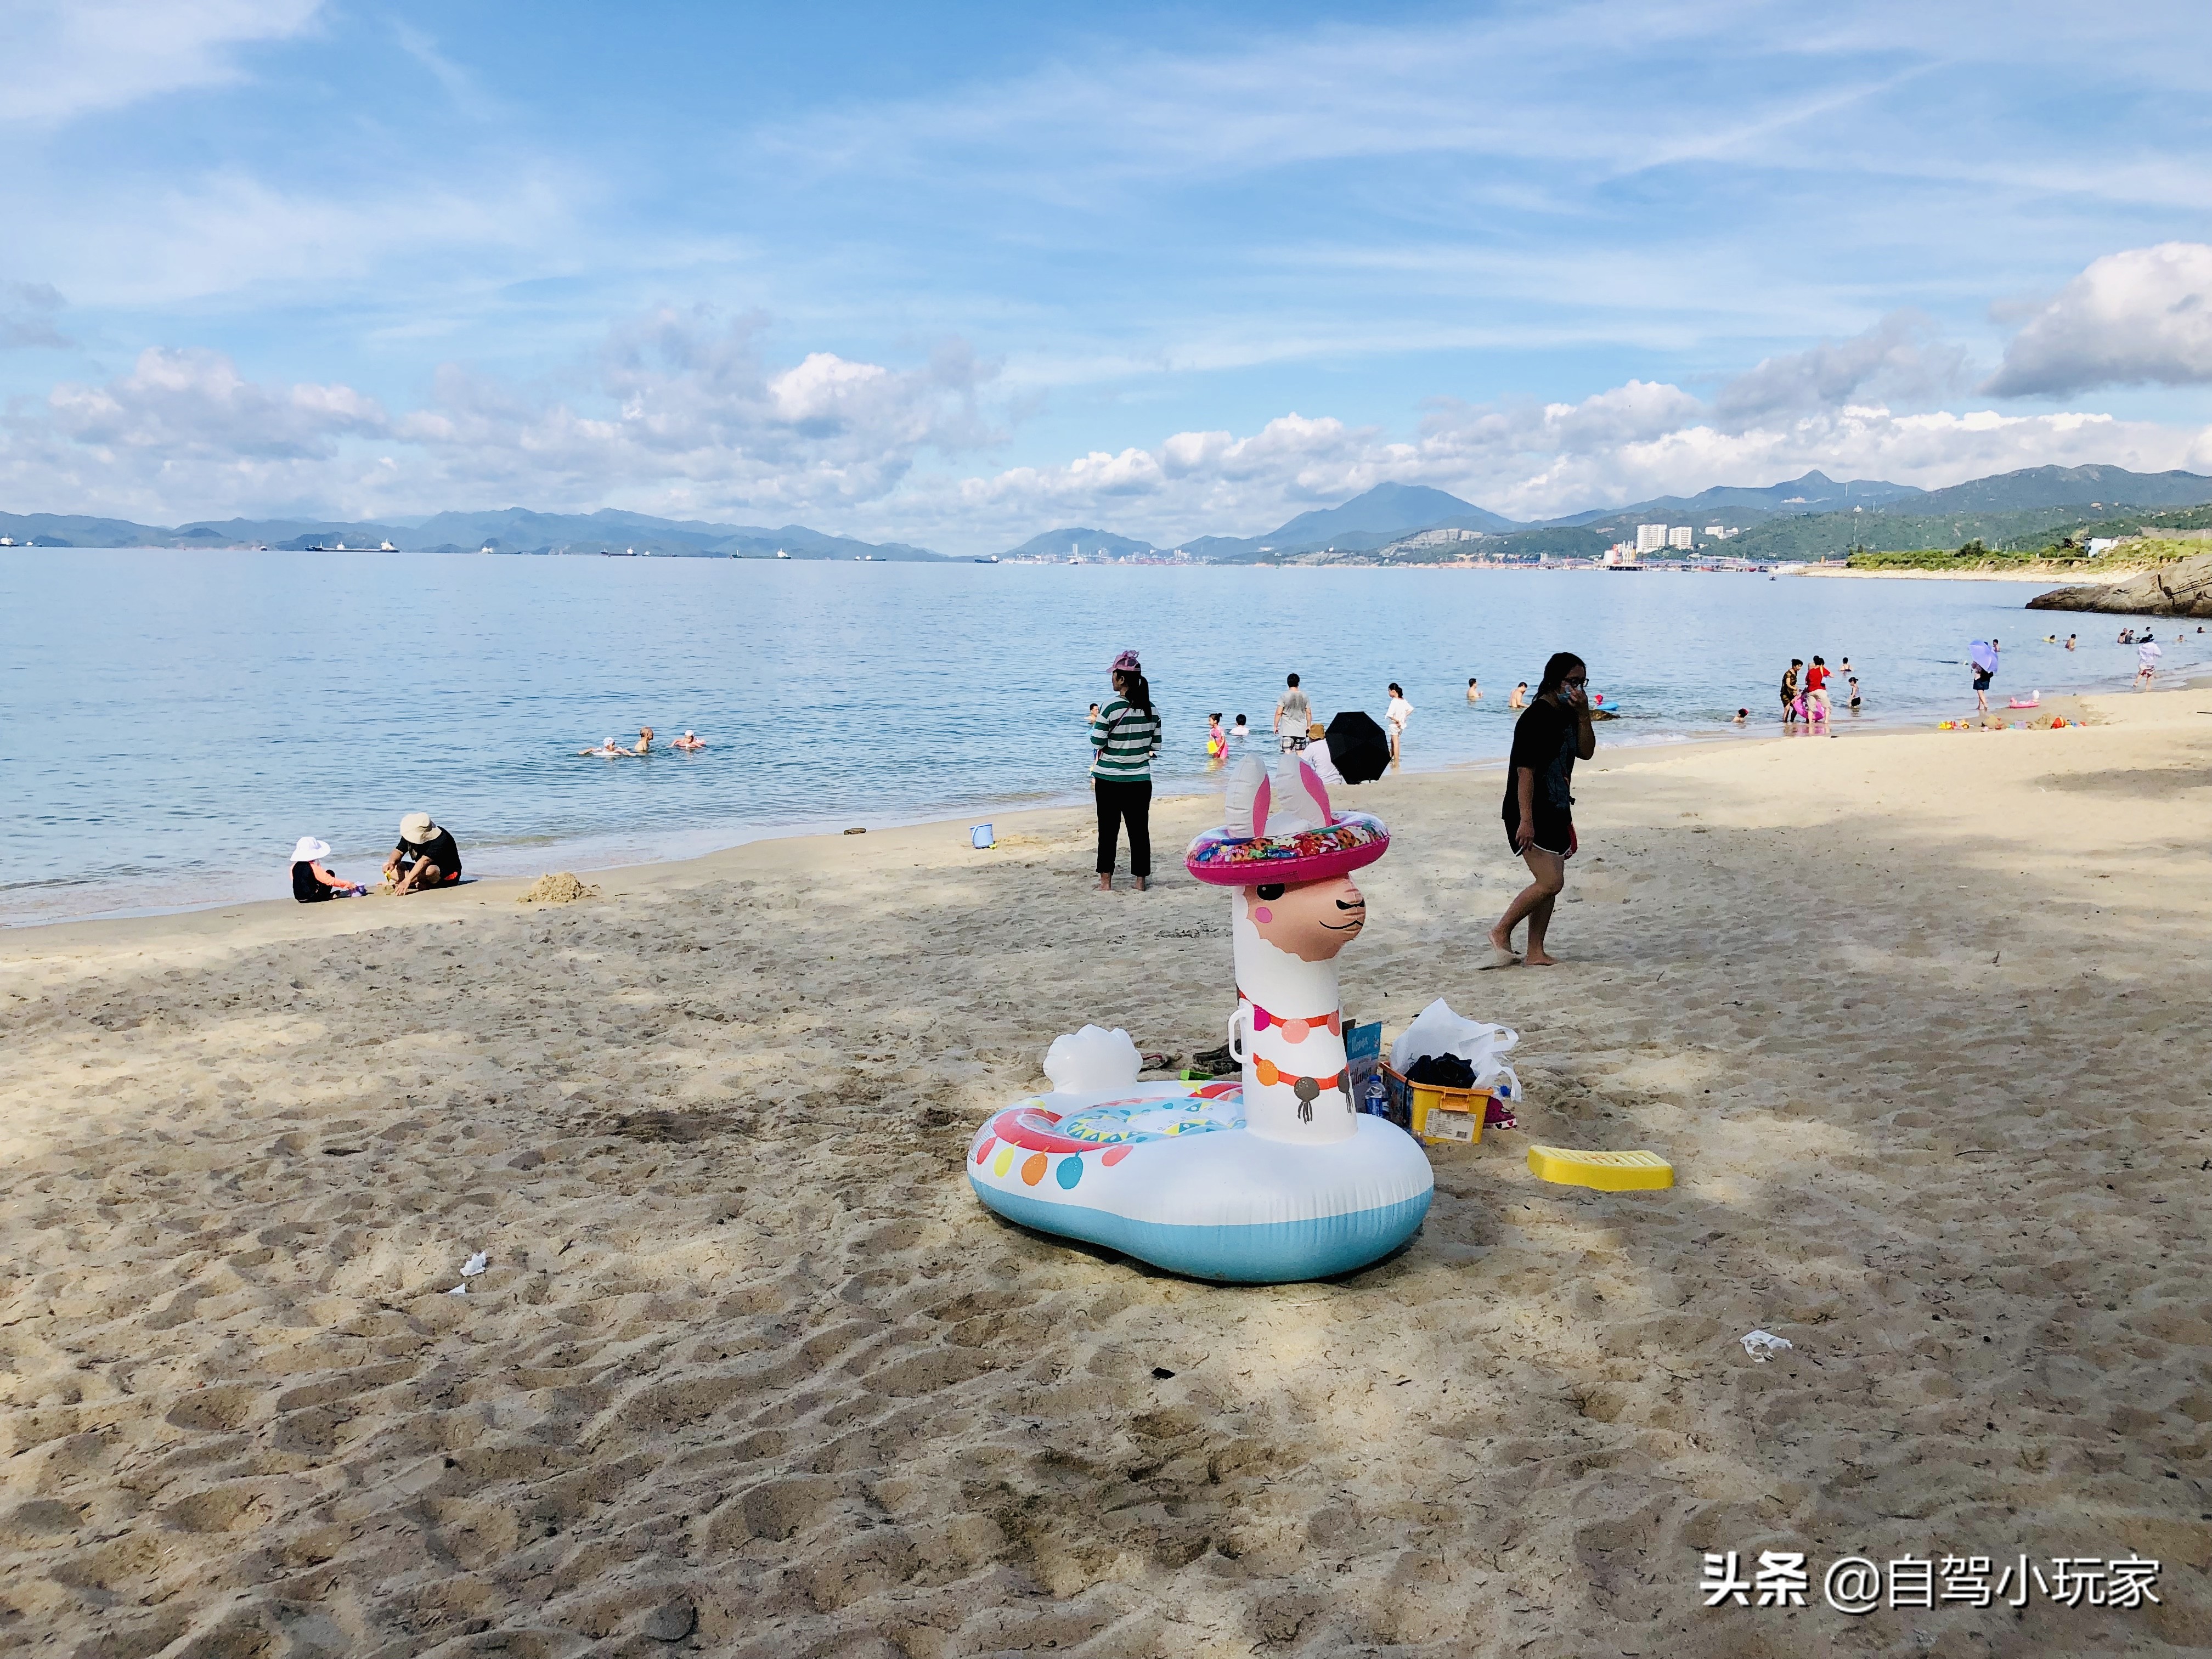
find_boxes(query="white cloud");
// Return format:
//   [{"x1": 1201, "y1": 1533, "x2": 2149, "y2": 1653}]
[
  {"x1": 0, "y1": 0, "x2": 323, "y2": 127},
  {"x1": 7, "y1": 303, "x2": 2210, "y2": 550},
  {"x1": 904, "y1": 379, "x2": 2212, "y2": 549},
  {"x1": 0, "y1": 311, "x2": 997, "y2": 523},
  {"x1": 1985, "y1": 242, "x2": 2212, "y2": 397},
  {"x1": 1714, "y1": 311, "x2": 1971, "y2": 425},
  {"x1": 46, "y1": 347, "x2": 385, "y2": 459}
]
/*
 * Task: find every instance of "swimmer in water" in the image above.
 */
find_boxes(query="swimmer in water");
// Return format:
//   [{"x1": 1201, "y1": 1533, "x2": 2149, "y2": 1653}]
[
  {"x1": 579, "y1": 736, "x2": 632, "y2": 757},
  {"x1": 1731, "y1": 708, "x2": 1747, "y2": 725},
  {"x1": 1466, "y1": 676, "x2": 1482, "y2": 702},
  {"x1": 1509, "y1": 681, "x2": 1528, "y2": 709},
  {"x1": 674, "y1": 730, "x2": 705, "y2": 751},
  {"x1": 634, "y1": 726, "x2": 655, "y2": 755}
]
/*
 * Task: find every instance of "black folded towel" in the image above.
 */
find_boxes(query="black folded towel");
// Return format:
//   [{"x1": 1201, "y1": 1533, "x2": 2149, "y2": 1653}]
[{"x1": 1404, "y1": 1053, "x2": 1478, "y2": 1090}]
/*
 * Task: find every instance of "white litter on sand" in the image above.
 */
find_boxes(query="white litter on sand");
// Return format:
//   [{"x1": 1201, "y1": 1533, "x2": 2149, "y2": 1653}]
[
  {"x1": 1740, "y1": 1329, "x2": 1792, "y2": 1362},
  {"x1": 461, "y1": 1252, "x2": 489, "y2": 1277},
  {"x1": 445, "y1": 1283, "x2": 469, "y2": 1296}
]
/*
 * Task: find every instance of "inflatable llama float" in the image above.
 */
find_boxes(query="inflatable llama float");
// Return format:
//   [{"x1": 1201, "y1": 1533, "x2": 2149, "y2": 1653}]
[{"x1": 965, "y1": 751, "x2": 1434, "y2": 1282}]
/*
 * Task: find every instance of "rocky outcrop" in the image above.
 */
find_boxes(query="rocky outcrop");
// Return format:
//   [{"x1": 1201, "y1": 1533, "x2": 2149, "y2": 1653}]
[{"x1": 2028, "y1": 552, "x2": 2212, "y2": 616}]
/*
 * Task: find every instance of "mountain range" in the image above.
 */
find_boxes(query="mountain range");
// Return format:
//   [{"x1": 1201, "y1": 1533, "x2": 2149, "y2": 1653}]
[
  {"x1": 8, "y1": 464, "x2": 2212, "y2": 564},
  {"x1": 0, "y1": 506, "x2": 941, "y2": 561}
]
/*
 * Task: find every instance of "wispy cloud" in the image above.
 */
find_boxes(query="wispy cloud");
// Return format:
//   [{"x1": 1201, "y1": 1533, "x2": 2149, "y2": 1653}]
[
  {"x1": 0, "y1": 283, "x2": 70, "y2": 351},
  {"x1": 0, "y1": 0, "x2": 324, "y2": 127}
]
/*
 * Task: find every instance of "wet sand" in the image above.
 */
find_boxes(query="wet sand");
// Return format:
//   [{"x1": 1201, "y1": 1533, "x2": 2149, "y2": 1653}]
[{"x1": 3, "y1": 691, "x2": 2209, "y2": 1656}]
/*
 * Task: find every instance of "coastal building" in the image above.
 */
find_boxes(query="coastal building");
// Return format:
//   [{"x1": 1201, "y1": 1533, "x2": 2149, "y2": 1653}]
[
  {"x1": 1667, "y1": 526, "x2": 1694, "y2": 550},
  {"x1": 1635, "y1": 523, "x2": 1668, "y2": 552}
]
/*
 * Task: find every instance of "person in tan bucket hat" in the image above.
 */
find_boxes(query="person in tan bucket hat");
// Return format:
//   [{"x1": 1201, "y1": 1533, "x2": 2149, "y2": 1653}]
[{"x1": 382, "y1": 811, "x2": 462, "y2": 895}]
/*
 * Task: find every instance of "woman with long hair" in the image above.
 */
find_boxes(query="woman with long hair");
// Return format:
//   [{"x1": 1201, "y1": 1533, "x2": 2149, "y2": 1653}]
[
  {"x1": 1486, "y1": 651, "x2": 1595, "y2": 967},
  {"x1": 1091, "y1": 650, "x2": 1162, "y2": 891}
]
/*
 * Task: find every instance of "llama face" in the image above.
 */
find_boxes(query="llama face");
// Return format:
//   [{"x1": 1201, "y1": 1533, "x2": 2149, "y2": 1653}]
[{"x1": 1243, "y1": 876, "x2": 1365, "y2": 963}]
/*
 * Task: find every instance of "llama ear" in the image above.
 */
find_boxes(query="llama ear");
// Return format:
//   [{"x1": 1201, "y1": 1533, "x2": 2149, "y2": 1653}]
[
  {"x1": 1295, "y1": 759, "x2": 1333, "y2": 823},
  {"x1": 1251, "y1": 775, "x2": 1273, "y2": 838},
  {"x1": 1224, "y1": 755, "x2": 1267, "y2": 838}
]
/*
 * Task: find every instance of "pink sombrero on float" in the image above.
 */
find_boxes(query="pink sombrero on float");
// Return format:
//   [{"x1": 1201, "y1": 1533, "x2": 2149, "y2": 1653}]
[{"x1": 1184, "y1": 755, "x2": 1390, "y2": 887}]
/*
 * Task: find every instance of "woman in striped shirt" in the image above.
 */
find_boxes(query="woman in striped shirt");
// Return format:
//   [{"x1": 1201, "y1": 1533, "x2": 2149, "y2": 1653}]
[{"x1": 1092, "y1": 650, "x2": 1162, "y2": 891}]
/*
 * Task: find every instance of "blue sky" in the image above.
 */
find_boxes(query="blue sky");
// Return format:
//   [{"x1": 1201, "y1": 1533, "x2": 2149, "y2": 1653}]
[{"x1": 4, "y1": 1, "x2": 2212, "y2": 551}]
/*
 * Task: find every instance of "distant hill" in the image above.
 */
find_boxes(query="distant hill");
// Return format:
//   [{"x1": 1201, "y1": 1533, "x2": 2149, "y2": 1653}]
[
  {"x1": 0, "y1": 511, "x2": 182, "y2": 547},
  {"x1": 1897, "y1": 465, "x2": 2212, "y2": 515},
  {"x1": 1732, "y1": 499, "x2": 2212, "y2": 561},
  {"x1": 15, "y1": 462, "x2": 2212, "y2": 565},
  {"x1": 1002, "y1": 527, "x2": 1163, "y2": 559},
  {"x1": 1268, "y1": 482, "x2": 1518, "y2": 542},
  {"x1": 1539, "y1": 470, "x2": 1923, "y2": 529},
  {"x1": 0, "y1": 506, "x2": 948, "y2": 560},
  {"x1": 1176, "y1": 482, "x2": 1521, "y2": 562}
]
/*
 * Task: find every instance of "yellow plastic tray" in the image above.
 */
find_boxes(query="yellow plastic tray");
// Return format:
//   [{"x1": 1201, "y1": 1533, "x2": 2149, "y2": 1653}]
[{"x1": 1526, "y1": 1144, "x2": 1674, "y2": 1191}]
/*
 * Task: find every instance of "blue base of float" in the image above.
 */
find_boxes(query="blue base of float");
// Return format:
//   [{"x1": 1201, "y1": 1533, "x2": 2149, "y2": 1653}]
[{"x1": 972, "y1": 1178, "x2": 1431, "y2": 1284}]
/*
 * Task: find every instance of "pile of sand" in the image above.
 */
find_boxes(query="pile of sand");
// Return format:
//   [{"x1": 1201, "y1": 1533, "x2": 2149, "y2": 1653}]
[{"x1": 516, "y1": 870, "x2": 599, "y2": 904}]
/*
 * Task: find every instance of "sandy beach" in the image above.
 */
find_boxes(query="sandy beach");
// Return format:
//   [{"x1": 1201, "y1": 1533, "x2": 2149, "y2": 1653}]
[{"x1": 5, "y1": 691, "x2": 2210, "y2": 1657}]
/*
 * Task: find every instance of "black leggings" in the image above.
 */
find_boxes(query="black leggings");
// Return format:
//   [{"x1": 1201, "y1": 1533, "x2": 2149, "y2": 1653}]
[{"x1": 1094, "y1": 779, "x2": 1153, "y2": 877}]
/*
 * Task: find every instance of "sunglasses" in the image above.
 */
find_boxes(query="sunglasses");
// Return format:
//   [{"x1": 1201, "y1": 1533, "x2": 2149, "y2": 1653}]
[{"x1": 1563, "y1": 676, "x2": 1588, "y2": 688}]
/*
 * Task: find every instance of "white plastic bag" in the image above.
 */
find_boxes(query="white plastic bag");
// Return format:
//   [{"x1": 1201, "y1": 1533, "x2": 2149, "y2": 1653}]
[
  {"x1": 1740, "y1": 1329, "x2": 1793, "y2": 1363},
  {"x1": 1389, "y1": 998, "x2": 1521, "y2": 1101}
]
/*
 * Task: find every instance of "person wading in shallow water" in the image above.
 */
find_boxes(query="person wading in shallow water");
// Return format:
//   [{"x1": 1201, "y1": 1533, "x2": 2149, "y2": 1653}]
[{"x1": 1486, "y1": 651, "x2": 1596, "y2": 968}]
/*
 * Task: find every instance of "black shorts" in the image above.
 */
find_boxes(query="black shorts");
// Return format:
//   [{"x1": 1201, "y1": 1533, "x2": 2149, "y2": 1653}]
[
  {"x1": 1504, "y1": 817, "x2": 1572, "y2": 859},
  {"x1": 1972, "y1": 671, "x2": 1993, "y2": 691}
]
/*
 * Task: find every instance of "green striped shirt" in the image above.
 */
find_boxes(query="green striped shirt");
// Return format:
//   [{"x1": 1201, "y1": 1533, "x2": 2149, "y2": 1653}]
[{"x1": 1091, "y1": 697, "x2": 1161, "y2": 781}]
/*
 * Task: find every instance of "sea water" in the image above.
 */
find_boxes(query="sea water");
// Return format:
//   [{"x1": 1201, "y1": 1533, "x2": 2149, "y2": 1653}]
[{"x1": 0, "y1": 549, "x2": 2188, "y2": 924}]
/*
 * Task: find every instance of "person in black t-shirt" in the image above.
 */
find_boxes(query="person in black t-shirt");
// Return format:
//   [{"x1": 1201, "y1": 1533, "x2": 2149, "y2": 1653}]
[
  {"x1": 385, "y1": 811, "x2": 463, "y2": 895},
  {"x1": 1486, "y1": 651, "x2": 1595, "y2": 968}
]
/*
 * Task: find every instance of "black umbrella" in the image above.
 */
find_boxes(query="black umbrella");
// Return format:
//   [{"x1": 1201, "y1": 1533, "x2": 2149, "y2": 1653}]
[{"x1": 1323, "y1": 710, "x2": 1390, "y2": 785}]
